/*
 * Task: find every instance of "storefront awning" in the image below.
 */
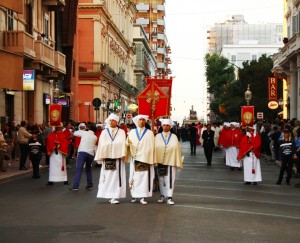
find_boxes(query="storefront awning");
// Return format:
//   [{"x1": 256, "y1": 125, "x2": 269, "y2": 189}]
[{"x1": 0, "y1": 50, "x2": 23, "y2": 90}]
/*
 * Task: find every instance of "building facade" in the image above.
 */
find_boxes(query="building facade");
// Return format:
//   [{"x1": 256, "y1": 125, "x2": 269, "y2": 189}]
[
  {"x1": 273, "y1": 0, "x2": 300, "y2": 120},
  {"x1": 77, "y1": 0, "x2": 137, "y2": 123},
  {"x1": 0, "y1": 0, "x2": 78, "y2": 128},
  {"x1": 134, "y1": 0, "x2": 172, "y2": 77}
]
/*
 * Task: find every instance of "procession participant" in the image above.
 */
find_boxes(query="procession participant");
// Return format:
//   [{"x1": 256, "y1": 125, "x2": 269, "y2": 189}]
[
  {"x1": 202, "y1": 123, "x2": 215, "y2": 166},
  {"x1": 0, "y1": 130, "x2": 8, "y2": 172},
  {"x1": 28, "y1": 130, "x2": 44, "y2": 179},
  {"x1": 18, "y1": 121, "x2": 32, "y2": 170},
  {"x1": 225, "y1": 122, "x2": 243, "y2": 171},
  {"x1": 275, "y1": 129, "x2": 297, "y2": 186},
  {"x1": 237, "y1": 125, "x2": 262, "y2": 185},
  {"x1": 63, "y1": 122, "x2": 74, "y2": 169},
  {"x1": 46, "y1": 123, "x2": 69, "y2": 185},
  {"x1": 72, "y1": 124, "x2": 97, "y2": 191},
  {"x1": 155, "y1": 119, "x2": 182, "y2": 205},
  {"x1": 126, "y1": 114, "x2": 155, "y2": 205},
  {"x1": 94, "y1": 114, "x2": 126, "y2": 204}
]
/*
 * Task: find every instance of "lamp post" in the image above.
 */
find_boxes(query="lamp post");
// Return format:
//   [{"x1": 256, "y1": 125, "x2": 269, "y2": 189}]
[{"x1": 244, "y1": 84, "x2": 252, "y2": 105}]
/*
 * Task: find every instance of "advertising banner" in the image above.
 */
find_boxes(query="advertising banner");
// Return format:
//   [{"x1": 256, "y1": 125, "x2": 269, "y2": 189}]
[{"x1": 268, "y1": 77, "x2": 277, "y2": 101}]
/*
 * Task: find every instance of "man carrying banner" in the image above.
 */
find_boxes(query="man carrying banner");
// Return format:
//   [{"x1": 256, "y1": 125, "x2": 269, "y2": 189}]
[
  {"x1": 237, "y1": 125, "x2": 262, "y2": 185},
  {"x1": 126, "y1": 114, "x2": 155, "y2": 205},
  {"x1": 155, "y1": 119, "x2": 182, "y2": 205}
]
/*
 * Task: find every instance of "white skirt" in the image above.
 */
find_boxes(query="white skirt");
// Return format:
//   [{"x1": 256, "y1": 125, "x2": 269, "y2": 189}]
[
  {"x1": 243, "y1": 152, "x2": 262, "y2": 182},
  {"x1": 225, "y1": 146, "x2": 241, "y2": 168},
  {"x1": 97, "y1": 159, "x2": 126, "y2": 199},
  {"x1": 158, "y1": 166, "x2": 176, "y2": 198},
  {"x1": 49, "y1": 152, "x2": 67, "y2": 182},
  {"x1": 129, "y1": 159, "x2": 154, "y2": 198}
]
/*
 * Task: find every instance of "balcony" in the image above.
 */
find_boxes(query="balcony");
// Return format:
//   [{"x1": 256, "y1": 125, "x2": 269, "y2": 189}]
[
  {"x1": 3, "y1": 31, "x2": 36, "y2": 59},
  {"x1": 54, "y1": 51, "x2": 66, "y2": 74},
  {"x1": 157, "y1": 62, "x2": 166, "y2": 69},
  {"x1": 157, "y1": 47, "x2": 165, "y2": 55},
  {"x1": 157, "y1": 19, "x2": 165, "y2": 26},
  {"x1": 0, "y1": 0, "x2": 23, "y2": 13},
  {"x1": 42, "y1": 0, "x2": 65, "y2": 6},
  {"x1": 33, "y1": 40, "x2": 55, "y2": 69},
  {"x1": 157, "y1": 33, "x2": 165, "y2": 40},
  {"x1": 136, "y1": 3, "x2": 149, "y2": 11},
  {"x1": 157, "y1": 4, "x2": 165, "y2": 11},
  {"x1": 136, "y1": 18, "x2": 150, "y2": 25}
]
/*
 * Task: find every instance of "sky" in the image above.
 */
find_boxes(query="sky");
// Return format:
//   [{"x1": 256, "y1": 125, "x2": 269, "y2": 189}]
[{"x1": 165, "y1": 0, "x2": 284, "y2": 124}]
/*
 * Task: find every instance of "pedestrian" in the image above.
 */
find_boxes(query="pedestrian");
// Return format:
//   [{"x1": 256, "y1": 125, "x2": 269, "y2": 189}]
[
  {"x1": 73, "y1": 122, "x2": 86, "y2": 158},
  {"x1": 202, "y1": 123, "x2": 215, "y2": 166},
  {"x1": 63, "y1": 122, "x2": 74, "y2": 169},
  {"x1": 18, "y1": 120, "x2": 32, "y2": 170},
  {"x1": 225, "y1": 122, "x2": 243, "y2": 171},
  {"x1": 237, "y1": 125, "x2": 262, "y2": 185},
  {"x1": 28, "y1": 130, "x2": 44, "y2": 179},
  {"x1": 189, "y1": 122, "x2": 197, "y2": 155},
  {"x1": 72, "y1": 124, "x2": 97, "y2": 191},
  {"x1": 275, "y1": 129, "x2": 297, "y2": 185},
  {"x1": 94, "y1": 114, "x2": 126, "y2": 204},
  {"x1": 155, "y1": 119, "x2": 182, "y2": 205},
  {"x1": 0, "y1": 130, "x2": 8, "y2": 172},
  {"x1": 46, "y1": 123, "x2": 69, "y2": 185},
  {"x1": 2, "y1": 123, "x2": 14, "y2": 167},
  {"x1": 126, "y1": 114, "x2": 155, "y2": 205}
]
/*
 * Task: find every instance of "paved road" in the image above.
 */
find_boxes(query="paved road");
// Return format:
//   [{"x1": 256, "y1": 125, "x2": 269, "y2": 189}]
[{"x1": 0, "y1": 142, "x2": 300, "y2": 242}]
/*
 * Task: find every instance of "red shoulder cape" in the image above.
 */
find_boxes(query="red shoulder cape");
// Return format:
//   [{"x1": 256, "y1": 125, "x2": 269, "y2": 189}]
[
  {"x1": 237, "y1": 134, "x2": 261, "y2": 160},
  {"x1": 46, "y1": 131, "x2": 69, "y2": 156}
]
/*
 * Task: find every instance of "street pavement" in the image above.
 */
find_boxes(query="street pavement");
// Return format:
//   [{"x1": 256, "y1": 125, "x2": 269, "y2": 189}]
[{"x1": 0, "y1": 142, "x2": 300, "y2": 242}]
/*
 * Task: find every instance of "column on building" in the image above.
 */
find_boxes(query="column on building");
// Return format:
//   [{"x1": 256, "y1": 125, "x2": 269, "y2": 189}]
[{"x1": 289, "y1": 61, "x2": 297, "y2": 119}]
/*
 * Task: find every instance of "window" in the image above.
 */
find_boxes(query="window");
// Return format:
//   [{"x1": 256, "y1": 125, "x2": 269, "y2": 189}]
[
  {"x1": 231, "y1": 55, "x2": 236, "y2": 62},
  {"x1": 252, "y1": 55, "x2": 257, "y2": 61},
  {"x1": 7, "y1": 9, "x2": 13, "y2": 30},
  {"x1": 44, "y1": 15, "x2": 49, "y2": 44}
]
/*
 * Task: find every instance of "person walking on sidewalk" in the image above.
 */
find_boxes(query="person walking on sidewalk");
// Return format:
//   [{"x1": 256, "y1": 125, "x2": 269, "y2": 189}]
[
  {"x1": 0, "y1": 130, "x2": 8, "y2": 172},
  {"x1": 72, "y1": 124, "x2": 97, "y2": 191},
  {"x1": 28, "y1": 130, "x2": 44, "y2": 179},
  {"x1": 155, "y1": 119, "x2": 182, "y2": 205},
  {"x1": 94, "y1": 114, "x2": 126, "y2": 204},
  {"x1": 202, "y1": 123, "x2": 215, "y2": 166},
  {"x1": 18, "y1": 121, "x2": 32, "y2": 170},
  {"x1": 46, "y1": 123, "x2": 69, "y2": 185},
  {"x1": 126, "y1": 114, "x2": 155, "y2": 205},
  {"x1": 275, "y1": 129, "x2": 297, "y2": 186}
]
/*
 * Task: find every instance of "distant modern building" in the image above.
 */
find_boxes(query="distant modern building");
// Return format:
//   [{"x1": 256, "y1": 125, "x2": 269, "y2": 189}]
[{"x1": 134, "y1": 0, "x2": 172, "y2": 77}]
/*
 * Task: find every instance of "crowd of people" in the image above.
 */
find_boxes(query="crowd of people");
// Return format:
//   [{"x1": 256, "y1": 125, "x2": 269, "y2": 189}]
[{"x1": 0, "y1": 115, "x2": 182, "y2": 205}]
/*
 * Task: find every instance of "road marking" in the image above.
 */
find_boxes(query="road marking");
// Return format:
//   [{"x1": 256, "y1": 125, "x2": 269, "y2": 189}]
[
  {"x1": 175, "y1": 184, "x2": 300, "y2": 197},
  {"x1": 176, "y1": 193, "x2": 300, "y2": 207},
  {"x1": 174, "y1": 204, "x2": 300, "y2": 220}
]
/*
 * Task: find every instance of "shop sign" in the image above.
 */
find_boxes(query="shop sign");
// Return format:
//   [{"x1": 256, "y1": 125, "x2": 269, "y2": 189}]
[{"x1": 23, "y1": 70, "x2": 35, "y2": 91}]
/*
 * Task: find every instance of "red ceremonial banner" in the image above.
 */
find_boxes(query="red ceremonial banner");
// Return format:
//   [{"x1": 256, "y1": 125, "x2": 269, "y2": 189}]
[
  {"x1": 49, "y1": 104, "x2": 62, "y2": 126},
  {"x1": 268, "y1": 77, "x2": 277, "y2": 101},
  {"x1": 138, "y1": 80, "x2": 170, "y2": 119},
  {"x1": 241, "y1": 106, "x2": 254, "y2": 127}
]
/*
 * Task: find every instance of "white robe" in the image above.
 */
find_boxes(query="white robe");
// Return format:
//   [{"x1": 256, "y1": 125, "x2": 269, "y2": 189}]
[
  {"x1": 95, "y1": 128, "x2": 127, "y2": 199},
  {"x1": 126, "y1": 128, "x2": 155, "y2": 198},
  {"x1": 49, "y1": 152, "x2": 67, "y2": 182},
  {"x1": 158, "y1": 166, "x2": 176, "y2": 198},
  {"x1": 225, "y1": 146, "x2": 241, "y2": 168},
  {"x1": 243, "y1": 152, "x2": 262, "y2": 182}
]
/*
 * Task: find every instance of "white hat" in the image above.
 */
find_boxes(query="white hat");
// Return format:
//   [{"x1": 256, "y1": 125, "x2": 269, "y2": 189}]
[
  {"x1": 159, "y1": 118, "x2": 173, "y2": 126},
  {"x1": 105, "y1": 113, "x2": 120, "y2": 124},
  {"x1": 96, "y1": 124, "x2": 102, "y2": 128},
  {"x1": 223, "y1": 122, "x2": 230, "y2": 127},
  {"x1": 79, "y1": 122, "x2": 86, "y2": 128},
  {"x1": 132, "y1": 114, "x2": 149, "y2": 127}
]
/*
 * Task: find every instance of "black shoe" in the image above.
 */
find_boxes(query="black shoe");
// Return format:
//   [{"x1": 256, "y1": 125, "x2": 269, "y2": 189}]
[
  {"x1": 252, "y1": 182, "x2": 257, "y2": 185},
  {"x1": 231, "y1": 167, "x2": 234, "y2": 171},
  {"x1": 72, "y1": 187, "x2": 79, "y2": 191},
  {"x1": 275, "y1": 182, "x2": 281, "y2": 185},
  {"x1": 64, "y1": 181, "x2": 69, "y2": 185},
  {"x1": 46, "y1": 182, "x2": 54, "y2": 186},
  {"x1": 244, "y1": 182, "x2": 251, "y2": 185},
  {"x1": 32, "y1": 176, "x2": 40, "y2": 179},
  {"x1": 85, "y1": 185, "x2": 93, "y2": 190},
  {"x1": 286, "y1": 182, "x2": 291, "y2": 186},
  {"x1": 20, "y1": 167, "x2": 28, "y2": 170},
  {"x1": 238, "y1": 168, "x2": 242, "y2": 171}
]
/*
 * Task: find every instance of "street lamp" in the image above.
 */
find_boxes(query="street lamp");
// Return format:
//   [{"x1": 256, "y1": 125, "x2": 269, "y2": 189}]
[{"x1": 244, "y1": 84, "x2": 252, "y2": 105}]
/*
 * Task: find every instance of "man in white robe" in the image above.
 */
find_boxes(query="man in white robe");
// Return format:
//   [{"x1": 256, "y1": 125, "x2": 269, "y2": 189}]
[
  {"x1": 155, "y1": 119, "x2": 182, "y2": 205},
  {"x1": 126, "y1": 114, "x2": 155, "y2": 205},
  {"x1": 95, "y1": 114, "x2": 126, "y2": 204}
]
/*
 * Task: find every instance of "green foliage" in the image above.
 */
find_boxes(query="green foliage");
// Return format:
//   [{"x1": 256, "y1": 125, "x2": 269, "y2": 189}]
[{"x1": 205, "y1": 53, "x2": 283, "y2": 121}]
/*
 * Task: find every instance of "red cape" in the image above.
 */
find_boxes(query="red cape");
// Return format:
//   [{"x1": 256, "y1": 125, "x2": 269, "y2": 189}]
[
  {"x1": 46, "y1": 131, "x2": 69, "y2": 156},
  {"x1": 225, "y1": 129, "x2": 242, "y2": 148},
  {"x1": 218, "y1": 128, "x2": 228, "y2": 147},
  {"x1": 237, "y1": 133, "x2": 261, "y2": 160}
]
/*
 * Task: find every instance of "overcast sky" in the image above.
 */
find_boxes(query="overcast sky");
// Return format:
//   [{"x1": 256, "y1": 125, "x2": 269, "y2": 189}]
[{"x1": 165, "y1": 0, "x2": 284, "y2": 124}]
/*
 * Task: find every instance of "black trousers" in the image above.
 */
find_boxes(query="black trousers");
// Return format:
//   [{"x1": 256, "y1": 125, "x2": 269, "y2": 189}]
[
  {"x1": 277, "y1": 157, "x2": 293, "y2": 183},
  {"x1": 190, "y1": 139, "x2": 196, "y2": 154},
  {"x1": 31, "y1": 158, "x2": 41, "y2": 177},
  {"x1": 19, "y1": 143, "x2": 29, "y2": 169},
  {"x1": 204, "y1": 145, "x2": 213, "y2": 165}
]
